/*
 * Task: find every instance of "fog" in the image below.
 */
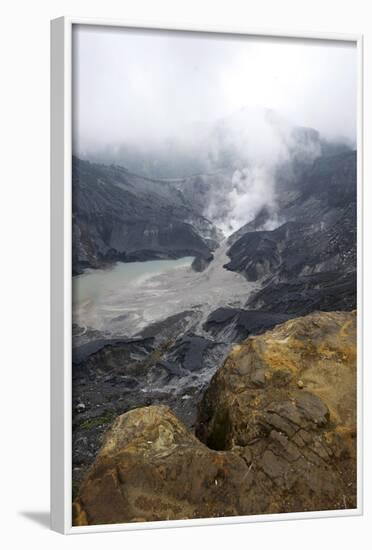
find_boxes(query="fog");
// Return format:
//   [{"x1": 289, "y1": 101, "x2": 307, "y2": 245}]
[
  {"x1": 72, "y1": 25, "x2": 357, "y2": 235},
  {"x1": 73, "y1": 25, "x2": 356, "y2": 154}
]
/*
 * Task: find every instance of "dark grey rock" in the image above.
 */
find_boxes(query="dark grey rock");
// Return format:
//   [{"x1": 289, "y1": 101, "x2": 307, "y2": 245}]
[
  {"x1": 204, "y1": 307, "x2": 292, "y2": 341},
  {"x1": 72, "y1": 157, "x2": 220, "y2": 274},
  {"x1": 225, "y1": 151, "x2": 356, "y2": 318}
]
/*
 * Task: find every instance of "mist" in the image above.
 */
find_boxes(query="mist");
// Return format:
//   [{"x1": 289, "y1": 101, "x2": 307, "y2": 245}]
[
  {"x1": 72, "y1": 25, "x2": 357, "y2": 235},
  {"x1": 73, "y1": 25, "x2": 356, "y2": 150}
]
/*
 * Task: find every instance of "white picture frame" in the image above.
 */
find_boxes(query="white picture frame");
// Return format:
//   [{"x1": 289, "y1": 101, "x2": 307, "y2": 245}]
[{"x1": 51, "y1": 16, "x2": 363, "y2": 534}]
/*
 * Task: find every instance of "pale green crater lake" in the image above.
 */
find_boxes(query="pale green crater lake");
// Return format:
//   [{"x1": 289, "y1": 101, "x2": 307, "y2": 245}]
[{"x1": 72, "y1": 243, "x2": 256, "y2": 339}]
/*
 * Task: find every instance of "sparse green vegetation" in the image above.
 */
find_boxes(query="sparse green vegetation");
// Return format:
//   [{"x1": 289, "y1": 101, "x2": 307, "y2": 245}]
[{"x1": 80, "y1": 411, "x2": 116, "y2": 430}]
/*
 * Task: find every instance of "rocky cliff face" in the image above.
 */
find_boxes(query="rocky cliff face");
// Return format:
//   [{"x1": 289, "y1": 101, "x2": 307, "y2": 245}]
[
  {"x1": 73, "y1": 310, "x2": 356, "y2": 525},
  {"x1": 72, "y1": 157, "x2": 220, "y2": 274},
  {"x1": 225, "y1": 151, "x2": 356, "y2": 316}
]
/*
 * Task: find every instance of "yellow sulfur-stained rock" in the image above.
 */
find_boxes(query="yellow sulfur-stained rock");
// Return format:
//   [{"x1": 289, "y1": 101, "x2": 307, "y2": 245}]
[
  {"x1": 73, "y1": 405, "x2": 255, "y2": 525},
  {"x1": 196, "y1": 310, "x2": 357, "y2": 512}
]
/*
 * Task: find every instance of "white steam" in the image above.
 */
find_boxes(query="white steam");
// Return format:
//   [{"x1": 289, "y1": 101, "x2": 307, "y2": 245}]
[
  {"x1": 218, "y1": 166, "x2": 278, "y2": 235},
  {"x1": 204, "y1": 107, "x2": 321, "y2": 236}
]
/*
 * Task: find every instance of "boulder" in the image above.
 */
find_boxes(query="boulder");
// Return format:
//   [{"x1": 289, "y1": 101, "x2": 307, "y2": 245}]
[
  {"x1": 73, "y1": 405, "x2": 253, "y2": 525},
  {"x1": 196, "y1": 310, "x2": 357, "y2": 513}
]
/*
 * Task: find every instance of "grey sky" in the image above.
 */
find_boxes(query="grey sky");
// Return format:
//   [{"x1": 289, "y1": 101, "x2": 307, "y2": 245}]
[{"x1": 72, "y1": 24, "x2": 357, "y2": 154}]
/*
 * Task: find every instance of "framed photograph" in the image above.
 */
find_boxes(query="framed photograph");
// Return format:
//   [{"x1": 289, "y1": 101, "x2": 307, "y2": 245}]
[{"x1": 51, "y1": 17, "x2": 363, "y2": 534}]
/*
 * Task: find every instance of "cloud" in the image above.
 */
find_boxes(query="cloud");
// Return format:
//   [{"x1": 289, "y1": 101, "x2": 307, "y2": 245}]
[{"x1": 72, "y1": 25, "x2": 357, "y2": 154}]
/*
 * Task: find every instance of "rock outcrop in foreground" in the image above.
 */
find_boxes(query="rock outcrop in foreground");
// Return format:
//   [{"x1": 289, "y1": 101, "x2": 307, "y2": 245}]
[
  {"x1": 196, "y1": 310, "x2": 357, "y2": 513},
  {"x1": 73, "y1": 311, "x2": 357, "y2": 526},
  {"x1": 73, "y1": 405, "x2": 255, "y2": 525}
]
